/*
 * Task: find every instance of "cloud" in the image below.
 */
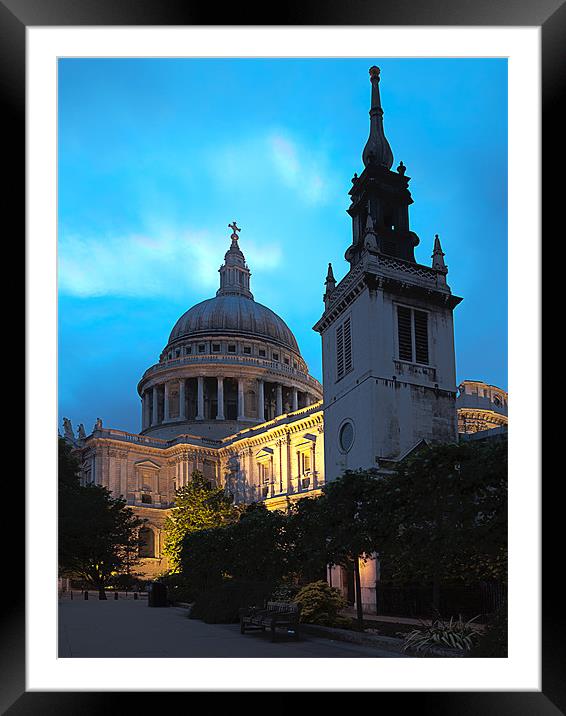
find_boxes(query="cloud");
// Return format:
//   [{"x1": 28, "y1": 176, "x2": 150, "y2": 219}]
[
  {"x1": 58, "y1": 224, "x2": 282, "y2": 299},
  {"x1": 207, "y1": 130, "x2": 336, "y2": 207},
  {"x1": 268, "y1": 132, "x2": 329, "y2": 205}
]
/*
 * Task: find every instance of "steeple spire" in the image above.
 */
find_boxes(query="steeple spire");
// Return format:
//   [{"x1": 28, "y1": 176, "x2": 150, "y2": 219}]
[
  {"x1": 217, "y1": 222, "x2": 253, "y2": 299},
  {"x1": 323, "y1": 263, "x2": 336, "y2": 307},
  {"x1": 362, "y1": 66, "x2": 394, "y2": 170},
  {"x1": 431, "y1": 234, "x2": 448, "y2": 273},
  {"x1": 345, "y1": 67, "x2": 418, "y2": 267}
]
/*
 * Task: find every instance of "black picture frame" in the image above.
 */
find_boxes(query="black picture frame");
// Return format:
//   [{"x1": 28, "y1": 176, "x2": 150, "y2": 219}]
[{"x1": 9, "y1": 0, "x2": 554, "y2": 710}]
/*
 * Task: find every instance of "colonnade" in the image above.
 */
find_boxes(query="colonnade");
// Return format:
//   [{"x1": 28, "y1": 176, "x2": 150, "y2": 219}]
[{"x1": 142, "y1": 376, "x2": 317, "y2": 430}]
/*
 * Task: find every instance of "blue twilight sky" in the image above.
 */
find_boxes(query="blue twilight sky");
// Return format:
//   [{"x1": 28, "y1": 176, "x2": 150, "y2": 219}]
[{"x1": 58, "y1": 58, "x2": 508, "y2": 434}]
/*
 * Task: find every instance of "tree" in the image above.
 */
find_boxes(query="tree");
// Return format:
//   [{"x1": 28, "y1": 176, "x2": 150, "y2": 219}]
[
  {"x1": 58, "y1": 438, "x2": 143, "y2": 598},
  {"x1": 319, "y1": 470, "x2": 385, "y2": 630},
  {"x1": 59, "y1": 437, "x2": 83, "y2": 572},
  {"x1": 180, "y1": 503, "x2": 293, "y2": 623},
  {"x1": 227, "y1": 502, "x2": 291, "y2": 585},
  {"x1": 286, "y1": 495, "x2": 331, "y2": 584},
  {"x1": 377, "y1": 439, "x2": 508, "y2": 609},
  {"x1": 180, "y1": 526, "x2": 233, "y2": 597},
  {"x1": 162, "y1": 470, "x2": 238, "y2": 572}
]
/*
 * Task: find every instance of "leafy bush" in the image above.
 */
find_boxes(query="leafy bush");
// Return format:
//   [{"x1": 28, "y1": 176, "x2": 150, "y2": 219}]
[
  {"x1": 163, "y1": 471, "x2": 237, "y2": 573},
  {"x1": 270, "y1": 583, "x2": 301, "y2": 602},
  {"x1": 158, "y1": 573, "x2": 194, "y2": 604},
  {"x1": 293, "y1": 580, "x2": 348, "y2": 627},
  {"x1": 190, "y1": 579, "x2": 274, "y2": 624},
  {"x1": 111, "y1": 573, "x2": 139, "y2": 591},
  {"x1": 403, "y1": 615, "x2": 482, "y2": 655},
  {"x1": 467, "y1": 604, "x2": 507, "y2": 657}
]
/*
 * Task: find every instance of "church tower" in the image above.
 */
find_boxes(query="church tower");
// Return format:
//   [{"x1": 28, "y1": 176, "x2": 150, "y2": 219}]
[{"x1": 314, "y1": 67, "x2": 462, "y2": 482}]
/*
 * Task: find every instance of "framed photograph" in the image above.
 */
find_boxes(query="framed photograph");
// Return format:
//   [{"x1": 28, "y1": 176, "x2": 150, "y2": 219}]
[{"x1": 10, "y1": 0, "x2": 554, "y2": 709}]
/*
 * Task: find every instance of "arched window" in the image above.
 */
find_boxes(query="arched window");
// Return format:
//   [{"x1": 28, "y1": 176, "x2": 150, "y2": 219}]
[{"x1": 139, "y1": 527, "x2": 155, "y2": 558}]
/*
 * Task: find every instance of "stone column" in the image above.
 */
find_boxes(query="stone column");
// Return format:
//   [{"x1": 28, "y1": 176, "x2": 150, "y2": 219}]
[
  {"x1": 237, "y1": 378, "x2": 245, "y2": 420},
  {"x1": 185, "y1": 457, "x2": 189, "y2": 486},
  {"x1": 285, "y1": 434, "x2": 292, "y2": 494},
  {"x1": 196, "y1": 377, "x2": 204, "y2": 420},
  {"x1": 257, "y1": 379, "x2": 265, "y2": 422},
  {"x1": 277, "y1": 440, "x2": 284, "y2": 494},
  {"x1": 108, "y1": 452, "x2": 117, "y2": 496},
  {"x1": 152, "y1": 386, "x2": 159, "y2": 426},
  {"x1": 141, "y1": 393, "x2": 146, "y2": 430},
  {"x1": 121, "y1": 452, "x2": 128, "y2": 499},
  {"x1": 276, "y1": 384, "x2": 283, "y2": 416},
  {"x1": 145, "y1": 391, "x2": 151, "y2": 429},
  {"x1": 216, "y1": 377, "x2": 225, "y2": 420},
  {"x1": 179, "y1": 379, "x2": 186, "y2": 420},
  {"x1": 296, "y1": 450, "x2": 302, "y2": 493},
  {"x1": 292, "y1": 387, "x2": 298, "y2": 412},
  {"x1": 103, "y1": 448, "x2": 110, "y2": 489},
  {"x1": 311, "y1": 441, "x2": 317, "y2": 489},
  {"x1": 92, "y1": 450, "x2": 100, "y2": 485},
  {"x1": 269, "y1": 457, "x2": 275, "y2": 497},
  {"x1": 164, "y1": 381, "x2": 170, "y2": 422}
]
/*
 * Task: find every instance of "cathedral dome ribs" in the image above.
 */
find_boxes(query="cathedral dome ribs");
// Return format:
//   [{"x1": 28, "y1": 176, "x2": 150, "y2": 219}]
[{"x1": 167, "y1": 296, "x2": 300, "y2": 356}]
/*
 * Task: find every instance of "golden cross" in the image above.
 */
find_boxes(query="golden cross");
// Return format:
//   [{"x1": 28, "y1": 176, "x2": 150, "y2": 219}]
[{"x1": 228, "y1": 221, "x2": 241, "y2": 240}]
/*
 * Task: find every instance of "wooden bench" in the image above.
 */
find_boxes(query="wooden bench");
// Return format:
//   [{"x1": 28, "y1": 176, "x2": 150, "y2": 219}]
[{"x1": 239, "y1": 601, "x2": 300, "y2": 642}]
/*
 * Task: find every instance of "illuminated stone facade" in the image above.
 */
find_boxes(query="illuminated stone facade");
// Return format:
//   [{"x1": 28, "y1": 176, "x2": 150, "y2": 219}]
[
  {"x1": 457, "y1": 380, "x2": 508, "y2": 434},
  {"x1": 71, "y1": 229, "x2": 324, "y2": 578}
]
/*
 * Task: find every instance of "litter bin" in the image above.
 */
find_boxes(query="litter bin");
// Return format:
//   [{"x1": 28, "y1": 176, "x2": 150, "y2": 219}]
[{"x1": 147, "y1": 581, "x2": 168, "y2": 607}]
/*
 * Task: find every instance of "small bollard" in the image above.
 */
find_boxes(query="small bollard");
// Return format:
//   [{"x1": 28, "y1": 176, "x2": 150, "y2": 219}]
[
  {"x1": 84, "y1": 590, "x2": 89, "y2": 600},
  {"x1": 133, "y1": 591, "x2": 138, "y2": 600},
  {"x1": 114, "y1": 591, "x2": 118, "y2": 600},
  {"x1": 70, "y1": 591, "x2": 73, "y2": 600}
]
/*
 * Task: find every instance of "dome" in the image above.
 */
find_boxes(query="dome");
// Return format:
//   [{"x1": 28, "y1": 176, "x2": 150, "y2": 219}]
[
  {"x1": 138, "y1": 226, "x2": 322, "y2": 442},
  {"x1": 167, "y1": 295, "x2": 301, "y2": 354}
]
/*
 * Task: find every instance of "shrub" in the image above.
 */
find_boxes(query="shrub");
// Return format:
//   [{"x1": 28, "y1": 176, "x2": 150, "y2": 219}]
[
  {"x1": 403, "y1": 615, "x2": 482, "y2": 655},
  {"x1": 190, "y1": 579, "x2": 274, "y2": 624},
  {"x1": 467, "y1": 603, "x2": 508, "y2": 657},
  {"x1": 159, "y1": 573, "x2": 194, "y2": 604},
  {"x1": 270, "y1": 583, "x2": 301, "y2": 602},
  {"x1": 293, "y1": 580, "x2": 347, "y2": 627},
  {"x1": 111, "y1": 573, "x2": 138, "y2": 591}
]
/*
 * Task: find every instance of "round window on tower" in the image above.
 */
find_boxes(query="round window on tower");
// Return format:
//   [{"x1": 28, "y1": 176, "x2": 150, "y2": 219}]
[{"x1": 338, "y1": 420, "x2": 355, "y2": 453}]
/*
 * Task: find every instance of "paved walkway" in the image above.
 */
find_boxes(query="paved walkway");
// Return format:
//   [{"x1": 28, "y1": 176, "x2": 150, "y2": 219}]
[{"x1": 58, "y1": 598, "x2": 408, "y2": 658}]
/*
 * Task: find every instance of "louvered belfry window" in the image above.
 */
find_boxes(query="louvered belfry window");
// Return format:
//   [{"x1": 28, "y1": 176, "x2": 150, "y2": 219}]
[
  {"x1": 397, "y1": 305, "x2": 429, "y2": 365},
  {"x1": 343, "y1": 317, "x2": 352, "y2": 373},
  {"x1": 397, "y1": 306, "x2": 413, "y2": 361},
  {"x1": 336, "y1": 316, "x2": 353, "y2": 380},
  {"x1": 413, "y1": 310, "x2": 429, "y2": 364}
]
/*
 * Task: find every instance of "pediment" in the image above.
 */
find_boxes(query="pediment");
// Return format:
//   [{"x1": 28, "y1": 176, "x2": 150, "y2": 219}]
[
  {"x1": 134, "y1": 459, "x2": 161, "y2": 470},
  {"x1": 295, "y1": 432, "x2": 317, "y2": 449}
]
